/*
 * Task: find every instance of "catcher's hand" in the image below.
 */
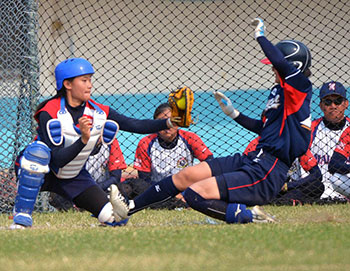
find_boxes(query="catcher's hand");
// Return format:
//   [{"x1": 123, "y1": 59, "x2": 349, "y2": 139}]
[{"x1": 168, "y1": 86, "x2": 194, "y2": 127}]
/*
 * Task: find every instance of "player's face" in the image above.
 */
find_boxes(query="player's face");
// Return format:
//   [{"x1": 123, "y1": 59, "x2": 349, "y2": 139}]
[
  {"x1": 64, "y1": 74, "x2": 93, "y2": 106},
  {"x1": 320, "y1": 94, "x2": 348, "y2": 124},
  {"x1": 156, "y1": 108, "x2": 178, "y2": 142},
  {"x1": 272, "y1": 67, "x2": 280, "y2": 84}
]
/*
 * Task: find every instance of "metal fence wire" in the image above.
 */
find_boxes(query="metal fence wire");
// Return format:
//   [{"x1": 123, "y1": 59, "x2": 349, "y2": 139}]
[{"x1": 0, "y1": 0, "x2": 349, "y2": 213}]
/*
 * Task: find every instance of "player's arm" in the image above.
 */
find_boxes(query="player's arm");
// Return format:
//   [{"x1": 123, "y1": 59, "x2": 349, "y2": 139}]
[
  {"x1": 328, "y1": 152, "x2": 350, "y2": 175},
  {"x1": 133, "y1": 137, "x2": 152, "y2": 182},
  {"x1": 285, "y1": 165, "x2": 322, "y2": 191},
  {"x1": 258, "y1": 35, "x2": 311, "y2": 100},
  {"x1": 256, "y1": 37, "x2": 294, "y2": 79},
  {"x1": 108, "y1": 108, "x2": 169, "y2": 134},
  {"x1": 182, "y1": 131, "x2": 214, "y2": 161},
  {"x1": 213, "y1": 91, "x2": 263, "y2": 134},
  {"x1": 235, "y1": 114, "x2": 264, "y2": 134},
  {"x1": 37, "y1": 111, "x2": 86, "y2": 168},
  {"x1": 252, "y1": 18, "x2": 294, "y2": 79},
  {"x1": 329, "y1": 129, "x2": 350, "y2": 174},
  {"x1": 253, "y1": 18, "x2": 311, "y2": 98}
]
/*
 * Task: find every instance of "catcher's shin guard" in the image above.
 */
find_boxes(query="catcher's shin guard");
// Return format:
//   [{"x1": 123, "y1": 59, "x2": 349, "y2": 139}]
[{"x1": 13, "y1": 141, "x2": 50, "y2": 227}]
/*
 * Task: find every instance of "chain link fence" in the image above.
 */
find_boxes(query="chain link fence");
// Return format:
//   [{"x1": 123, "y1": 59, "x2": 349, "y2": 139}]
[{"x1": 0, "y1": 0, "x2": 349, "y2": 213}]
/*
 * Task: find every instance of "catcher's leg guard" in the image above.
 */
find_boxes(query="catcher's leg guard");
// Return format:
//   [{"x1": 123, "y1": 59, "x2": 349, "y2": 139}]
[{"x1": 12, "y1": 141, "x2": 50, "y2": 227}]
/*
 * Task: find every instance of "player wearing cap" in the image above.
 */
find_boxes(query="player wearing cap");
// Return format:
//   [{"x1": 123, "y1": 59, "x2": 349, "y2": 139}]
[
  {"x1": 273, "y1": 81, "x2": 350, "y2": 203},
  {"x1": 110, "y1": 18, "x2": 313, "y2": 224},
  {"x1": 134, "y1": 103, "x2": 213, "y2": 184},
  {"x1": 119, "y1": 103, "x2": 213, "y2": 209},
  {"x1": 10, "y1": 58, "x2": 179, "y2": 229},
  {"x1": 312, "y1": 81, "x2": 350, "y2": 199}
]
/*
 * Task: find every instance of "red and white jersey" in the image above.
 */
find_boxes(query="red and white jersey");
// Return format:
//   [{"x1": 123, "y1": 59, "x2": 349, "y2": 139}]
[
  {"x1": 86, "y1": 139, "x2": 127, "y2": 183},
  {"x1": 134, "y1": 130, "x2": 212, "y2": 183},
  {"x1": 36, "y1": 98, "x2": 109, "y2": 179},
  {"x1": 309, "y1": 117, "x2": 350, "y2": 198}
]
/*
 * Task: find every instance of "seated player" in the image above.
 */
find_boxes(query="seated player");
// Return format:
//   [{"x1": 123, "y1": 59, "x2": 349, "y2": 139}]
[{"x1": 134, "y1": 102, "x2": 213, "y2": 184}]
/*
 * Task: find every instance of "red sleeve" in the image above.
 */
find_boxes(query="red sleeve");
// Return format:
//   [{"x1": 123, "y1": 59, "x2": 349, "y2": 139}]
[
  {"x1": 243, "y1": 137, "x2": 260, "y2": 155},
  {"x1": 298, "y1": 119, "x2": 320, "y2": 171},
  {"x1": 133, "y1": 135, "x2": 156, "y2": 173},
  {"x1": 107, "y1": 139, "x2": 127, "y2": 171},
  {"x1": 299, "y1": 149, "x2": 317, "y2": 171},
  {"x1": 179, "y1": 130, "x2": 213, "y2": 161},
  {"x1": 334, "y1": 126, "x2": 350, "y2": 158}
]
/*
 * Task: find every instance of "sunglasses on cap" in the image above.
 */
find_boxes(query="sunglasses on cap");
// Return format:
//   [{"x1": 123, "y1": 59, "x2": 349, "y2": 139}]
[{"x1": 322, "y1": 97, "x2": 345, "y2": 106}]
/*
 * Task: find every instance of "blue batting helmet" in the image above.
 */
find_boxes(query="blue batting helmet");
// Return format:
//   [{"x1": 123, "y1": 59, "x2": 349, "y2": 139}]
[
  {"x1": 55, "y1": 58, "x2": 95, "y2": 91},
  {"x1": 261, "y1": 40, "x2": 311, "y2": 72}
]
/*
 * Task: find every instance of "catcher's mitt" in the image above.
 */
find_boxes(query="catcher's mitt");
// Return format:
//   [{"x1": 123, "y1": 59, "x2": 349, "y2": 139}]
[{"x1": 168, "y1": 86, "x2": 194, "y2": 127}]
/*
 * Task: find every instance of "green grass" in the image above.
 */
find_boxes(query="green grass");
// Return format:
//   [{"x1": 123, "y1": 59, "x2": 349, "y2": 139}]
[{"x1": 1, "y1": 205, "x2": 350, "y2": 271}]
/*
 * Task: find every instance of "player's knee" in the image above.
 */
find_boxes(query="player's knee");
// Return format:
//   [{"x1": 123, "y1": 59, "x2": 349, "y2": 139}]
[
  {"x1": 20, "y1": 141, "x2": 51, "y2": 174},
  {"x1": 173, "y1": 168, "x2": 195, "y2": 190},
  {"x1": 14, "y1": 141, "x2": 51, "y2": 215},
  {"x1": 18, "y1": 141, "x2": 50, "y2": 188}
]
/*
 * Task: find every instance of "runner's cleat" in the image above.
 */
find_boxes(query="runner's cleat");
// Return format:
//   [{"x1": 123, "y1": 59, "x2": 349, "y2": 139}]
[
  {"x1": 109, "y1": 184, "x2": 130, "y2": 222},
  {"x1": 251, "y1": 206, "x2": 277, "y2": 223}
]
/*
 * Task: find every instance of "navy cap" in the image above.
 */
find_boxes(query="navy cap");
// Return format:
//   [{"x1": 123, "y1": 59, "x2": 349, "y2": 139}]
[{"x1": 319, "y1": 81, "x2": 347, "y2": 100}]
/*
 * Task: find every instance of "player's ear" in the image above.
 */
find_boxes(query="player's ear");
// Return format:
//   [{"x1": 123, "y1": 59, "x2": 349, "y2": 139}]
[
  {"x1": 344, "y1": 99, "x2": 349, "y2": 108},
  {"x1": 319, "y1": 102, "x2": 325, "y2": 112},
  {"x1": 63, "y1": 79, "x2": 73, "y2": 90}
]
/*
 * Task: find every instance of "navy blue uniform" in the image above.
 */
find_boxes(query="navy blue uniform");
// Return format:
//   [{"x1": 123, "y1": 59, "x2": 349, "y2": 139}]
[{"x1": 208, "y1": 36, "x2": 312, "y2": 205}]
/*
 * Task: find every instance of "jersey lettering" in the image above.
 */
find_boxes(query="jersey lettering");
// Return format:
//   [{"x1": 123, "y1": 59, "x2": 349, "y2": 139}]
[{"x1": 265, "y1": 94, "x2": 281, "y2": 111}]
